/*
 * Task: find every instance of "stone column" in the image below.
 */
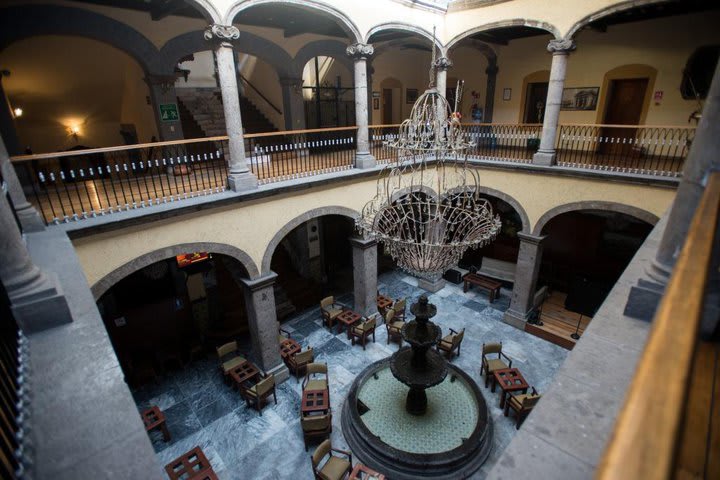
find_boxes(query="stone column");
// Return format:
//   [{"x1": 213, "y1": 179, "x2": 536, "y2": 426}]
[
  {"x1": 350, "y1": 236, "x2": 378, "y2": 317},
  {"x1": 484, "y1": 61, "x2": 499, "y2": 123},
  {"x1": 0, "y1": 79, "x2": 21, "y2": 155},
  {"x1": 241, "y1": 272, "x2": 289, "y2": 382},
  {"x1": 346, "y1": 43, "x2": 376, "y2": 169},
  {"x1": 279, "y1": 76, "x2": 306, "y2": 130},
  {"x1": 204, "y1": 24, "x2": 258, "y2": 192},
  {"x1": 145, "y1": 74, "x2": 185, "y2": 141},
  {"x1": 434, "y1": 56, "x2": 453, "y2": 118},
  {"x1": 0, "y1": 137, "x2": 44, "y2": 232},
  {"x1": 367, "y1": 63, "x2": 375, "y2": 126},
  {"x1": 0, "y1": 182, "x2": 71, "y2": 333},
  {"x1": 503, "y1": 233, "x2": 546, "y2": 329},
  {"x1": 533, "y1": 39, "x2": 576, "y2": 166}
]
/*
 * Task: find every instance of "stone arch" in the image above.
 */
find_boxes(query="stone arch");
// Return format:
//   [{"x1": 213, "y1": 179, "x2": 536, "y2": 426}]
[
  {"x1": 366, "y1": 22, "x2": 443, "y2": 52},
  {"x1": 475, "y1": 186, "x2": 531, "y2": 234},
  {"x1": 565, "y1": 0, "x2": 669, "y2": 39},
  {"x1": 532, "y1": 201, "x2": 659, "y2": 236},
  {"x1": 225, "y1": 0, "x2": 363, "y2": 44},
  {"x1": 159, "y1": 30, "x2": 294, "y2": 77},
  {"x1": 0, "y1": 5, "x2": 159, "y2": 75},
  {"x1": 91, "y1": 242, "x2": 259, "y2": 301},
  {"x1": 595, "y1": 64, "x2": 657, "y2": 124},
  {"x1": 183, "y1": 0, "x2": 223, "y2": 23},
  {"x1": 261, "y1": 206, "x2": 360, "y2": 274},
  {"x1": 446, "y1": 39, "x2": 497, "y2": 63},
  {"x1": 293, "y1": 40, "x2": 355, "y2": 77},
  {"x1": 445, "y1": 19, "x2": 561, "y2": 51},
  {"x1": 389, "y1": 185, "x2": 439, "y2": 204}
]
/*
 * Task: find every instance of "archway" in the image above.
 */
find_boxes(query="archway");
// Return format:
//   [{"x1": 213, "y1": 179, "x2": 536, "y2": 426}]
[
  {"x1": 302, "y1": 56, "x2": 355, "y2": 128},
  {"x1": 379, "y1": 77, "x2": 403, "y2": 125}
]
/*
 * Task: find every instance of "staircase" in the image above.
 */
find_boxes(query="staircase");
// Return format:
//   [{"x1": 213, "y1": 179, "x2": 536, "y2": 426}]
[{"x1": 176, "y1": 88, "x2": 278, "y2": 137}]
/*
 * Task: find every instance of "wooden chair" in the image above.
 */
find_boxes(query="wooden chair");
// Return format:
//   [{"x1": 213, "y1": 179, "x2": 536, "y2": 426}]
[
  {"x1": 311, "y1": 439, "x2": 352, "y2": 480},
  {"x1": 480, "y1": 342, "x2": 513, "y2": 388},
  {"x1": 350, "y1": 315, "x2": 377, "y2": 350},
  {"x1": 243, "y1": 374, "x2": 276, "y2": 415},
  {"x1": 301, "y1": 412, "x2": 333, "y2": 451},
  {"x1": 216, "y1": 341, "x2": 245, "y2": 381},
  {"x1": 278, "y1": 327, "x2": 292, "y2": 343},
  {"x1": 303, "y1": 363, "x2": 329, "y2": 392},
  {"x1": 437, "y1": 328, "x2": 464, "y2": 359},
  {"x1": 385, "y1": 309, "x2": 405, "y2": 346},
  {"x1": 504, "y1": 387, "x2": 541, "y2": 429},
  {"x1": 320, "y1": 296, "x2": 344, "y2": 330},
  {"x1": 392, "y1": 297, "x2": 407, "y2": 321},
  {"x1": 287, "y1": 347, "x2": 314, "y2": 383}
]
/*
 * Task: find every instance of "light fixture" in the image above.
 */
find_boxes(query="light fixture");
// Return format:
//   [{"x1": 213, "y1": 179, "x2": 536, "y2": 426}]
[
  {"x1": 357, "y1": 33, "x2": 501, "y2": 279},
  {"x1": 13, "y1": 107, "x2": 22, "y2": 118}
]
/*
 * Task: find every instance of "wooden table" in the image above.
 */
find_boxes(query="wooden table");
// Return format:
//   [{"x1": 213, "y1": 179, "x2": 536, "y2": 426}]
[
  {"x1": 492, "y1": 368, "x2": 529, "y2": 408},
  {"x1": 229, "y1": 361, "x2": 261, "y2": 389},
  {"x1": 350, "y1": 463, "x2": 386, "y2": 479},
  {"x1": 141, "y1": 405, "x2": 171, "y2": 441},
  {"x1": 302, "y1": 389, "x2": 330, "y2": 415},
  {"x1": 336, "y1": 310, "x2": 362, "y2": 338},
  {"x1": 279, "y1": 338, "x2": 301, "y2": 359},
  {"x1": 463, "y1": 273, "x2": 502, "y2": 302},
  {"x1": 376, "y1": 295, "x2": 393, "y2": 315},
  {"x1": 164, "y1": 446, "x2": 218, "y2": 480}
]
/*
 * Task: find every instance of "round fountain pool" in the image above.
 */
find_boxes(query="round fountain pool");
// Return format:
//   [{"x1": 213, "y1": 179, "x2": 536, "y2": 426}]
[{"x1": 342, "y1": 358, "x2": 493, "y2": 479}]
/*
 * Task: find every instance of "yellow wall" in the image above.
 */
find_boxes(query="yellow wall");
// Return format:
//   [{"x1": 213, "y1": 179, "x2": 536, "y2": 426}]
[
  {"x1": 371, "y1": 48, "x2": 432, "y2": 125},
  {"x1": 72, "y1": 167, "x2": 675, "y2": 288}
]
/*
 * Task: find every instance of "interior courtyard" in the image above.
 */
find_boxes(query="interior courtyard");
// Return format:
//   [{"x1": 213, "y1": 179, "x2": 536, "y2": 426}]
[{"x1": 0, "y1": 0, "x2": 718, "y2": 479}]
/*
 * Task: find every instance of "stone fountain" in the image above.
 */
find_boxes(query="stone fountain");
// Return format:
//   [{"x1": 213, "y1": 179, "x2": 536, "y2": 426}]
[{"x1": 342, "y1": 295, "x2": 493, "y2": 479}]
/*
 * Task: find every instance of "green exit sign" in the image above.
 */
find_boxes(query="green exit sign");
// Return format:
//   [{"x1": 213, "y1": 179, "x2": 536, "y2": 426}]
[{"x1": 159, "y1": 103, "x2": 179, "y2": 122}]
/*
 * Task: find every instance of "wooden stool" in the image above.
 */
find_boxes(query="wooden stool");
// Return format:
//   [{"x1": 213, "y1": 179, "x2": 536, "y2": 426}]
[{"x1": 141, "y1": 405, "x2": 171, "y2": 442}]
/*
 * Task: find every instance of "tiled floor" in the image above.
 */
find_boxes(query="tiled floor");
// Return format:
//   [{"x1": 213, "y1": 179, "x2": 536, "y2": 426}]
[{"x1": 132, "y1": 270, "x2": 568, "y2": 479}]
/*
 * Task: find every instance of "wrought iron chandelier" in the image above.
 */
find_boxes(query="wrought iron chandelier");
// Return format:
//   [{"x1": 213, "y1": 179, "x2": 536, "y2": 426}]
[{"x1": 357, "y1": 40, "x2": 501, "y2": 279}]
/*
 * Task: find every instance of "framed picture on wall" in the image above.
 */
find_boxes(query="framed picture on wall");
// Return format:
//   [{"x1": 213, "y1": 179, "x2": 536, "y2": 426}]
[
  {"x1": 561, "y1": 87, "x2": 600, "y2": 110},
  {"x1": 373, "y1": 98, "x2": 380, "y2": 110},
  {"x1": 406, "y1": 88, "x2": 418, "y2": 104},
  {"x1": 502, "y1": 88, "x2": 512, "y2": 101}
]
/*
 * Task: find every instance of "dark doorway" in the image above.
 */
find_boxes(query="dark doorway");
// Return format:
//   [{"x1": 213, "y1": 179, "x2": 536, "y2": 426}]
[
  {"x1": 600, "y1": 78, "x2": 649, "y2": 154},
  {"x1": 524, "y1": 82, "x2": 548, "y2": 123},
  {"x1": 382, "y1": 89, "x2": 393, "y2": 124}
]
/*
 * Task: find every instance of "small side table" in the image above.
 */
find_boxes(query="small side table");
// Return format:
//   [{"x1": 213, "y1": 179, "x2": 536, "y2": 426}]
[
  {"x1": 492, "y1": 368, "x2": 529, "y2": 408},
  {"x1": 165, "y1": 446, "x2": 218, "y2": 480},
  {"x1": 301, "y1": 389, "x2": 330, "y2": 416},
  {"x1": 141, "y1": 405, "x2": 170, "y2": 442},
  {"x1": 350, "y1": 463, "x2": 386, "y2": 479},
  {"x1": 336, "y1": 310, "x2": 362, "y2": 338}
]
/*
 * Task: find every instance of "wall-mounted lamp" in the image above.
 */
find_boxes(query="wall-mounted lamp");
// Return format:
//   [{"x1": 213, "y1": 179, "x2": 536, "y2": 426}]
[
  {"x1": 13, "y1": 107, "x2": 22, "y2": 118},
  {"x1": 68, "y1": 124, "x2": 81, "y2": 140}
]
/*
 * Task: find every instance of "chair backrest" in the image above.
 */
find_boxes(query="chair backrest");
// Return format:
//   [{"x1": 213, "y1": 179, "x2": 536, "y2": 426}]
[
  {"x1": 293, "y1": 347, "x2": 314, "y2": 364},
  {"x1": 256, "y1": 374, "x2": 275, "y2": 396},
  {"x1": 216, "y1": 341, "x2": 237, "y2": 359},
  {"x1": 301, "y1": 412, "x2": 331, "y2": 432},
  {"x1": 482, "y1": 342, "x2": 502, "y2": 356},
  {"x1": 394, "y1": 298, "x2": 406, "y2": 313},
  {"x1": 320, "y1": 296, "x2": 334, "y2": 309},
  {"x1": 364, "y1": 316, "x2": 376, "y2": 330},
  {"x1": 453, "y1": 329, "x2": 465, "y2": 347},
  {"x1": 385, "y1": 308, "x2": 396, "y2": 324},
  {"x1": 306, "y1": 362, "x2": 328, "y2": 376},
  {"x1": 523, "y1": 393, "x2": 542, "y2": 410},
  {"x1": 312, "y1": 439, "x2": 332, "y2": 468}
]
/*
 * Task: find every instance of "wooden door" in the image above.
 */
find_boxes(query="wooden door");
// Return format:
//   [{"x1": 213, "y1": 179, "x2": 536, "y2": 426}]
[
  {"x1": 601, "y1": 78, "x2": 648, "y2": 154},
  {"x1": 382, "y1": 89, "x2": 393, "y2": 124},
  {"x1": 524, "y1": 82, "x2": 548, "y2": 123}
]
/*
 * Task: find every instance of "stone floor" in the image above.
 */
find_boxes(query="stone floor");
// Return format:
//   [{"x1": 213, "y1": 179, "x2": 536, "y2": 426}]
[{"x1": 131, "y1": 270, "x2": 568, "y2": 479}]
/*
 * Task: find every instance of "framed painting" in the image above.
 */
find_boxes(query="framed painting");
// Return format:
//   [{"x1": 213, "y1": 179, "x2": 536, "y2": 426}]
[{"x1": 561, "y1": 87, "x2": 600, "y2": 111}]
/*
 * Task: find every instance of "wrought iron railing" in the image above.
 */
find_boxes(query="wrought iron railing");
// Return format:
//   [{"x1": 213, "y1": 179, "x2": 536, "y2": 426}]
[
  {"x1": 556, "y1": 124, "x2": 694, "y2": 176},
  {"x1": 245, "y1": 126, "x2": 356, "y2": 185},
  {"x1": 11, "y1": 137, "x2": 229, "y2": 224},
  {"x1": 370, "y1": 124, "x2": 401, "y2": 164},
  {"x1": 464, "y1": 123, "x2": 543, "y2": 163}
]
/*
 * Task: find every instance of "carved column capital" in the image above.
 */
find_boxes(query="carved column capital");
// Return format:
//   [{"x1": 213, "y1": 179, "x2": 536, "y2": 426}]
[
  {"x1": 547, "y1": 38, "x2": 576, "y2": 54},
  {"x1": 346, "y1": 43, "x2": 374, "y2": 60},
  {"x1": 433, "y1": 56, "x2": 453, "y2": 71},
  {"x1": 204, "y1": 24, "x2": 240, "y2": 47}
]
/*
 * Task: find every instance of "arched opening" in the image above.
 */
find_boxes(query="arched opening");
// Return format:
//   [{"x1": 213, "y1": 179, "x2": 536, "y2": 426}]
[
  {"x1": 1, "y1": 35, "x2": 157, "y2": 154},
  {"x1": 302, "y1": 56, "x2": 355, "y2": 128},
  {"x1": 379, "y1": 77, "x2": 403, "y2": 125},
  {"x1": 518, "y1": 70, "x2": 550, "y2": 124},
  {"x1": 532, "y1": 209, "x2": 654, "y2": 347},
  {"x1": 96, "y1": 251, "x2": 254, "y2": 388},
  {"x1": 269, "y1": 214, "x2": 356, "y2": 321}
]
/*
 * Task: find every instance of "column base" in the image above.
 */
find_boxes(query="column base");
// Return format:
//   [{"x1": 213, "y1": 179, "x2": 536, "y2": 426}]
[
  {"x1": 227, "y1": 172, "x2": 258, "y2": 192},
  {"x1": 532, "y1": 150, "x2": 557, "y2": 166},
  {"x1": 16, "y1": 206, "x2": 46, "y2": 232},
  {"x1": 418, "y1": 276, "x2": 446, "y2": 293},
  {"x1": 503, "y1": 309, "x2": 529, "y2": 330},
  {"x1": 265, "y1": 362, "x2": 290, "y2": 384},
  {"x1": 10, "y1": 273, "x2": 72, "y2": 333},
  {"x1": 354, "y1": 152, "x2": 376, "y2": 169}
]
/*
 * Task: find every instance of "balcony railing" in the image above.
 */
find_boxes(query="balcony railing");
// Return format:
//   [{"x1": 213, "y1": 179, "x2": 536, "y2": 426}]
[
  {"x1": 596, "y1": 172, "x2": 720, "y2": 479},
  {"x1": 10, "y1": 123, "x2": 693, "y2": 225}
]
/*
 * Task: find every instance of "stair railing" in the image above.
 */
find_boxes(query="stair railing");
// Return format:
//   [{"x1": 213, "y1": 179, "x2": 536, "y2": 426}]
[{"x1": 239, "y1": 74, "x2": 282, "y2": 115}]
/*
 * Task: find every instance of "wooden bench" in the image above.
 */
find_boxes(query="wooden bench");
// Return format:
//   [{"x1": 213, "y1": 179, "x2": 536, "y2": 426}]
[{"x1": 463, "y1": 273, "x2": 502, "y2": 302}]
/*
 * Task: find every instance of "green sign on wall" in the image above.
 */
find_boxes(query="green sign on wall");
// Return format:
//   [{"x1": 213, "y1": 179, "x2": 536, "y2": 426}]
[{"x1": 159, "y1": 103, "x2": 180, "y2": 122}]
